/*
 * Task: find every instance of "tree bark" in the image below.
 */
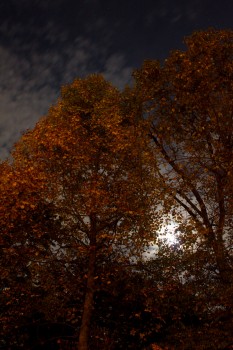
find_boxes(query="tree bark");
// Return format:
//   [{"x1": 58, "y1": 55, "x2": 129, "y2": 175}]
[
  {"x1": 211, "y1": 235, "x2": 232, "y2": 284},
  {"x1": 77, "y1": 245, "x2": 96, "y2": 350},
  {"x1": 78, "y1": 213, "x2": 98, "y2": 349}
]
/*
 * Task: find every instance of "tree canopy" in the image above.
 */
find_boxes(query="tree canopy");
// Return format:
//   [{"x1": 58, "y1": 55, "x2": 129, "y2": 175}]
[
  {"x1": 133, "y1": 28, "x2": 233, "y2": 284},
  {"x1": 1, "y1": 29, "x2": 233, "y2": 350},
  {"x1": 2, "y1": 75, "x2": 158, "y2": 349}
]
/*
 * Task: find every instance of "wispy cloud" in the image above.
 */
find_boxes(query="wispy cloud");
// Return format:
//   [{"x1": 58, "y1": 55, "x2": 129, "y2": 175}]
[
  {"x1": 102, "y1": 54, "x2": 133, "y2": 88},
  {"x1": 0, "y1": 32, "x2": 133, "y2": 160}
]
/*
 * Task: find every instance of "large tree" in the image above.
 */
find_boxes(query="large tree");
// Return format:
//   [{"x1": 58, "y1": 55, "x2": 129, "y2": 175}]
[
  {"x1": 2, "y1": 29, "x2": 233, "y2": 349},
  {"x1": 10, "y1": 74, "x2": 157, "y2": 349},
  {"x1": 133, "y1": 29, "x2": 233, "y2": 284}
]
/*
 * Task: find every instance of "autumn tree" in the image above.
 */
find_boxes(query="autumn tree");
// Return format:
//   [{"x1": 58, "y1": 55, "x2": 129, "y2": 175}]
[
  {"x1": 0, "y1": 160, "x2": 66, "y2": 347},
  {"x1": 10, "y1": 75, "x2": 157, "y2": 349},
  {"x1": 133, "y1": 29, "x2": 233, "y2": 285},
  {"x1": 130, "y1": 29, "x2": 233, "y2": 347},
  {"x1": 129, "y1": 30, "x2": 233, "y2": 348},
  {"x1": 3, "y1": 29, "x2": 233, "y2": 349}
]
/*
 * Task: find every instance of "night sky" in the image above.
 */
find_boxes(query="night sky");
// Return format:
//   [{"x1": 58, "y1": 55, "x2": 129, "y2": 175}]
[{"x1": 0, "y1": 0, "x2": 232, "y2": 160}]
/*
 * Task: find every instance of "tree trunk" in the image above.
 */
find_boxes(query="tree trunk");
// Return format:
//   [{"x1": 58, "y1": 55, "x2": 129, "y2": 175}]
[
  {"x1": 77, "y1": 245, "x2": 96, "y2": 350},
  {"x1": 212, "y1": 236, "x2": 232, "y2": 284}
]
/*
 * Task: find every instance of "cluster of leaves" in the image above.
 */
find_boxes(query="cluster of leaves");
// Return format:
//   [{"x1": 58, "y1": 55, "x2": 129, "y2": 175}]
[{"x1": 0, "y1": 29, "x2": 233, "y2": 349}]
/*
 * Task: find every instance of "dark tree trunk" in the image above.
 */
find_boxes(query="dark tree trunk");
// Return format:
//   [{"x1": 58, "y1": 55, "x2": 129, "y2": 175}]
[
  {"x1": 77, "y1": 245, "x2": 96, "y2": 350},
  {"x1": 212, "y1": 236, "x2": 232, "y2": 284},
  {"x1": 78, "y1": 213, "x2": 98, "y2": 350}
]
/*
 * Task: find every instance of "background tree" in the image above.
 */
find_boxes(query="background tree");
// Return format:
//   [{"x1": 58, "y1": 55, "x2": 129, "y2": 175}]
[
  {"x1": 11, "y1": 74, "x2": 157, "y2": 349},
  {"x1": 132, "y1": 28, "x2": 233, "y2": 349},
  {"x1": 133, "y1": 28, "x2": 233, "y2": 284}
]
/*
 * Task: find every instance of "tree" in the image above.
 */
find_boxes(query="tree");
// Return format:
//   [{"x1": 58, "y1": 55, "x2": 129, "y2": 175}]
[
  {"x1": 133, "y1": 29, "x2": 233, "y2": 285},
  {"x1": 11, "y1": 74, "x2": 157, "y2": 349},
  {"x1": 3, "y1": 29, "x2": 233, "y2": 349},
  {"x1": 0, "y1": 158, "x2": 75, "y2": 348},
  {"x1": 131, "y1": 29, "x2": 233, "y2": 348}
]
